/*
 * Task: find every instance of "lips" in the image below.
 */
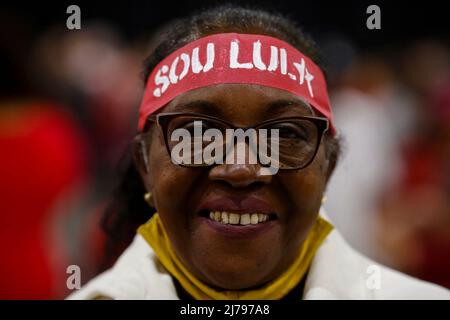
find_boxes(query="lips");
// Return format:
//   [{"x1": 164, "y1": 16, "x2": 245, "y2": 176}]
[
  {"x1": 195, "y1": 195, "x2": 278, "y2": 237},
  {"x1": 196, "y1": 195, "x2": 277, "y2": 215}
]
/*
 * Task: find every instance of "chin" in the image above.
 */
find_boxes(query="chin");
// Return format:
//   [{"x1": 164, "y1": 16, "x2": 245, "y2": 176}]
[
  {"x1": 204, "y1": 270, "x2": 270, "y2": 290},
  {"x1": 193, "y1": 254, "x2": 277, "y2": 290}
]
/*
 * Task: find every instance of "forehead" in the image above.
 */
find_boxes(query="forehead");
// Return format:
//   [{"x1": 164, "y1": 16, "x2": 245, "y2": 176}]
[{"x1": 161, "y1": 83, "x2": 314, "y2": 123}]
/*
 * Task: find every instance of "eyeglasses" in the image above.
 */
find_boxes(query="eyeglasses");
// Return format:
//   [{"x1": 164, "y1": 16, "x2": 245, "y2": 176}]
[{"x1": 135, "y1": 112, "x2": 329, "y2": 171}]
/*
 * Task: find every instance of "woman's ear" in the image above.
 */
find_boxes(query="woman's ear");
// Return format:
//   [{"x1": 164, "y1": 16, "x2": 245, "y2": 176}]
[
  {"x1": 144, "y1": 192, "x2": 156, "y2": 208},
  {"x1": 132, "y1": 133, "x2": 150, "y2": 187},
  {"x1": 324, "y1": 155, "x2": 337, "y2": 183},
  {"x1": 132, "y1": 134, "x2": 157, "y2": 208},
  {"x1": 323, "y1": 135, "x2": 341, "y2": 183}
]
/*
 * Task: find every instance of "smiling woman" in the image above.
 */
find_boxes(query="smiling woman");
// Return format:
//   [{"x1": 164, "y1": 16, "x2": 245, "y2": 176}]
[{"x1": 68, "y1": 5, "x2": 450, "y2": 300}]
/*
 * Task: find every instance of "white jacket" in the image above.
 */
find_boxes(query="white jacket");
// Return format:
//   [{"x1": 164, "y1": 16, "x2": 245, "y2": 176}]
[{"x1": 68, "y1": 213, "x2": 450, "y2": 300}]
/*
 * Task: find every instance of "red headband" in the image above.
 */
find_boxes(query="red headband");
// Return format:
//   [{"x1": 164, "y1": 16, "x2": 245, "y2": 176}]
[{"x1": 138, "y1": 33, "x2": 335, "y2": 134}]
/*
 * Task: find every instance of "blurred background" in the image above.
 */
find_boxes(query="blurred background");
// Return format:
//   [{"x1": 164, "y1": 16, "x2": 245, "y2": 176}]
[{"x1": 0, "y1": 0, "x2": 449, "y2": 299}]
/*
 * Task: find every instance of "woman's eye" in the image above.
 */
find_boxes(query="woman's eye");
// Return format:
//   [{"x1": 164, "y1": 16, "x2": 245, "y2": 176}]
[
  {"x1": 180, "y1": 119, "x2": 214, "y2": 133},
  {"x1": 272, "y1": 123, "x2": 308, "y2": 140}
]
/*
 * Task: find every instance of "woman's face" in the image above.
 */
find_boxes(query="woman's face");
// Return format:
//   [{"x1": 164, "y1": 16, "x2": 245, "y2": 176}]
[{"x1": 139, "y1": 83, "x2": 331, "y2": 290}]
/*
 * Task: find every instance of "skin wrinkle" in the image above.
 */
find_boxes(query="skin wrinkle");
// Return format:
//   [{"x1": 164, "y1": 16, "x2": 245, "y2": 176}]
[{"x1": 136, "y1": 83, "x2": 332, "y2": 290}]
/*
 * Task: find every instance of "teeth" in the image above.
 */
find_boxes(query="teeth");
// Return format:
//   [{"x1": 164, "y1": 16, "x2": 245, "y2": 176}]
[
  {"x1": 240, "y1": 214, "x2": 250, "y2": 225},
  {"x1": 208, "y1": 211, "x2": 270, "y2": 225},
  {"x1": 229, "y1": 213, "x2": 240, "y2": 225},
  {"x1": 221, "y1": 211, "x2": 229, "y2": 224}
]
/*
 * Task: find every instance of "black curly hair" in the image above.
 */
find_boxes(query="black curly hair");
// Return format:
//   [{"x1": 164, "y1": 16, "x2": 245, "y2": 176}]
[{"x1": 99, "y1": 4, "x2": 340, "y2": 270}]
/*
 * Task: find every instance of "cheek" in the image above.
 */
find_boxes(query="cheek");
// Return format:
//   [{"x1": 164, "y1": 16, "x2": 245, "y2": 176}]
[
  {"x1": 147, "y1": 137, "x2": 205, "y2": 250},
  {"x1": 294, "y1": 143, "x2": 328, "y2": 201},
  {"x1": 148, "y1": 138, "x2": 192, "y2": 213},
  {"x1": 279, "y1": 144, "x2": 328, "y2": 242},
  {"x1": 283, "y1": 169, "x2": 327, "y2": 213}
]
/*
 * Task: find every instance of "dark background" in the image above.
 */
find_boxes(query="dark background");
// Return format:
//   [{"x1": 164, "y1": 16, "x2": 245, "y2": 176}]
[
  {"x1": 2, "y1": 0, "x2": 449, "y2": 96},
  {"x1": 2, "y1": 0, "x2": 449, "y2": 46}
]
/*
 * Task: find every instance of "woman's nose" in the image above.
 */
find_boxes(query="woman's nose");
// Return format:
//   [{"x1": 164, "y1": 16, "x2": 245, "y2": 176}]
[{"x1": 208, "y1": 163, "x2": 272, "y2": 188}]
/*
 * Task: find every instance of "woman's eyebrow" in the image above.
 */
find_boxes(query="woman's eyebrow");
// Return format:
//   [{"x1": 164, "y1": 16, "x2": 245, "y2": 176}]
[
  {"x1": 265, "y1": 99, "x2": 314, "y2": 116},
  {"x1": 171, "y1": 100, "x2": 224, "y2": 116}
]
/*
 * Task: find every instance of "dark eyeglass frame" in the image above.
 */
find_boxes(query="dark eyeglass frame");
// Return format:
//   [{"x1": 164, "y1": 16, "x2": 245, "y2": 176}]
[{"x1": 138, "y1": 112, "x2": 329, "y2": 171}]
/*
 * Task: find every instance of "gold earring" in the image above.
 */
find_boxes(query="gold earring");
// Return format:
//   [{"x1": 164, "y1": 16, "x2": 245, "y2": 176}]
[
  {"x1": 144, "y1": 192, "x2": 153, "y2": 204},
  {"x1": 321, "y1": 196, "x2": 327, "y2": 204}
]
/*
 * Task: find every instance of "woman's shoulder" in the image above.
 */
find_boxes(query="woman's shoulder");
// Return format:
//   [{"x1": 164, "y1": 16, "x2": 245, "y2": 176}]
[
  {"x1": 305, "y1": 226, "x2": 450, "y2": 300},
  {"x1": 66, "y1": 235, "x2": 178, "y2": 300}
]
